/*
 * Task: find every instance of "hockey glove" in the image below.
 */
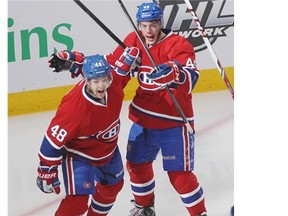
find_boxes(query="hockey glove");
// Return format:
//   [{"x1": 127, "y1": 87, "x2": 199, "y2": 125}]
[
  {"x1": 148, "y1": 60, "x2": 181, "y2": 86},
  {"x1": 183, "y1": 66, "x2": 200, "y2": 90},
  {"x1": 114, "y1": 47, "x2": 141, "y2": 76},
  {"x1": 37, "y1": 164, "x2": 61, "y2": 194},
  {"x1": 48, "y1": 50, "x2": 84, "y2": 78}
]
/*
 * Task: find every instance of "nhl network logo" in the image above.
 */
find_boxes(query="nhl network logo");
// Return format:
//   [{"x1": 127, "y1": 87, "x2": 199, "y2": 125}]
[{"x1": 159, "y1": 0, "x2": 234, "y2": 52}]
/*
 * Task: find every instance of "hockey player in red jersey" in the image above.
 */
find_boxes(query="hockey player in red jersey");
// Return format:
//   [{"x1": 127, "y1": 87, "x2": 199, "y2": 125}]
[
  {"x1": 36, "y1": 48, "x2": 140, "y2": 216},
  {"x1": 104, "y1": 2, "x2": 207, "y2": 216}
]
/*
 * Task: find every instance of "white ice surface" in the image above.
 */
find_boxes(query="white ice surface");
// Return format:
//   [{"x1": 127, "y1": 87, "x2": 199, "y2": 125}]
[{"x1": 8, "y1": 90, "x2": 234, "y2": 216}]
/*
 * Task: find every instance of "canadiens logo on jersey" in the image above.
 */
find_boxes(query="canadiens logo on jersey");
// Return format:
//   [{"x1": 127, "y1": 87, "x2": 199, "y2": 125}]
[
  {"x1": 95, "y1": 119, "x2": 121, "y2": 142},
  {"x1": 137, "y1": 66, "x2": 162, "y2": 91}
]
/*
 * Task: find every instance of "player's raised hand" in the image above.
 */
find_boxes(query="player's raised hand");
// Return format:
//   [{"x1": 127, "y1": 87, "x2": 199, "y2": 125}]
[
  {"x1": 48, "y1": 50, "x2": 84, "y2": 78},
  {"x1": 36, "y1": 164, "x2": 61, "y2": 194},
  {"x1": 148, "y1": 60, "x2": 181, "y2": 86},
  {"x1": 114, "y1": 47, "x2": 141, "y2": 76}
]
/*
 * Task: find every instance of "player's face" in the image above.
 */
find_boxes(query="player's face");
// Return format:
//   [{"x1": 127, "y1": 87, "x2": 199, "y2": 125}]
[
  {"x1": 139, "y1": 20, "x2": 162, "y2": 46},
  {"x1": 86, "y1": 76, "x2": 111, "y2": 99}
]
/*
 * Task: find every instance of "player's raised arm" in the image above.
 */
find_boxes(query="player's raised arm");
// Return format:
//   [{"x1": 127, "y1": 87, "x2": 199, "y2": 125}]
[{"x1": 48, "y1": 50, "x2": 84, "y2": 78}]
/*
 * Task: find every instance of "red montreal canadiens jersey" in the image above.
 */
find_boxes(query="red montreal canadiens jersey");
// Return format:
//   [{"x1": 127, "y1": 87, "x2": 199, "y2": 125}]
[
  {"x1": 106, "y1": 30, "x2": 197, "y2": 129},
  {"x1": 38, "y1": 72, "x2": 129, "y2": 167}
]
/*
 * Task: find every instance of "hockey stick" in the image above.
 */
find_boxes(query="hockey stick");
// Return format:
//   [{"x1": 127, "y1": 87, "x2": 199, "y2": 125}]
[
  {"x1": 183, "y1": 0, "x2": 234, "y2": 100},
  {"x1": 73, "y1": 0, "x2": 126, "y2": 49},
  {"x1": 117, "y1": 0, "x2": 194, "y2": 134},
  {"x1": 73, "y1": 0, "x2": 194, "y2": 133}
]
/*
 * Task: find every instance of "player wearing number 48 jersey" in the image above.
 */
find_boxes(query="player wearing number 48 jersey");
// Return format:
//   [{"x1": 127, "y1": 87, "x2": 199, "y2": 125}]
[{"x1": 36, "y1": 48, "x2": 140, "y2": 216}]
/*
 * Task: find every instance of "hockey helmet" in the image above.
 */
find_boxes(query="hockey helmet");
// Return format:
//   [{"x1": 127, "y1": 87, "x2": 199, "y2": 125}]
[
  {"x1": 136, "y1": 2, "x2": 163, "y2": 22},
  {"x1": 82, "y1": 55, "x2": 111, "y2": 80}
]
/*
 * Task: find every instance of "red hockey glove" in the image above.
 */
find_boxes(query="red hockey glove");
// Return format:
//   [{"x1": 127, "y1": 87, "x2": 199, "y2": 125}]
[
  {"x1": 148, "y1": 60, "x2": 181, "y2": 86},
  {"x1": 36, "y1": 165, "x2": 61, "y2": 194},
  {"x1": 48, "y1": 50, "x2": 84, "y2": 78},
  {"x1": 114, "y1": 47, "x2": 141, "y2": 76}
]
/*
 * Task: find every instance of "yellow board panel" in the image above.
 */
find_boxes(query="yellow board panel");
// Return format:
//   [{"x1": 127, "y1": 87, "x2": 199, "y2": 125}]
[{"x1": 8, "y1": 67, "x2": 234, "y2": 116}]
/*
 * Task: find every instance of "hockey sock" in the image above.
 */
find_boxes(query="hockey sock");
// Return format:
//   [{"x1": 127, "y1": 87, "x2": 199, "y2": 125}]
[
  {"x1": 168, "y1": 171, "x2": 207, "y2": 216},
  {"x1": 55, "y1": 195, "x2": 89, "y2": 216},
  {"x1": 87, "y1": 180, "x2": 124, "y2": 216},
  {"x1": 126, "y1": 161, "x2": 155, "y2": 207}
]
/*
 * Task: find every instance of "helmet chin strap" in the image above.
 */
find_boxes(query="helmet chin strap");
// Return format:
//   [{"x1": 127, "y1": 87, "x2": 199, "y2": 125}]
[
  {"x1": 155, "y1": 19, "x2": 164, "y2": 43},
  {"x1": 156, "y1": 29, "x2": 163, "y2": 42}
]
